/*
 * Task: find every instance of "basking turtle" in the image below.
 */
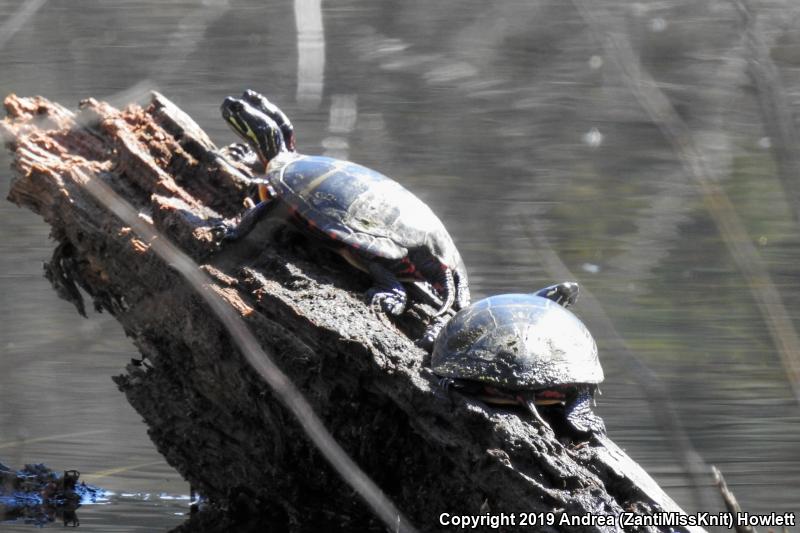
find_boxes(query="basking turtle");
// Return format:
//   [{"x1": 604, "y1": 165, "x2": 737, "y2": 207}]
[
  {"x1": 431, "y1": 282, "x2": 605, "y2": 435},
  {"x1": 218, "y1": 92, "x2": 470, "y2": 318}
]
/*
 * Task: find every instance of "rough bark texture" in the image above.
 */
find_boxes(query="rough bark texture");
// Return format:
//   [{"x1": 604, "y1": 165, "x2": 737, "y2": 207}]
[{"x1": 4, "y1": 93, "x2": 702, "y2": 533}]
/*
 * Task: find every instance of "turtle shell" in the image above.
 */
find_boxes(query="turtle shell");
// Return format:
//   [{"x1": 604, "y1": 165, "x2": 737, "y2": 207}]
[
  {"x1": 268, "y1": 155, "x2": 463, "y2": 269},
  {"x1": 431, "y1": 294, "x2": 602, "y2": 390}
]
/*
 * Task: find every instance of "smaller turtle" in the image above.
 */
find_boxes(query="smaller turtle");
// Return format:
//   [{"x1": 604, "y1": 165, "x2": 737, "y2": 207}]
[
  {"x1": 431, "y1": 282, "x2": 605, "y2": 435},
  {"x1": 217, "y1": 92, "x2": 470, "y2": 321}
]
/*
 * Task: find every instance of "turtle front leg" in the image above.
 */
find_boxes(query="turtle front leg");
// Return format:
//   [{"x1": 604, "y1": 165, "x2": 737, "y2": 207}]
[
  {"x1": 535, "y1": 282, "x2": 580, "y2": 308},
  {"x1": 220, "y1": 142, "x2": 264, "y2": 173},
  {"x1": 365, "y1": 262, "x2": 407, "y2": 316},
  {"x1": 565, "y1": 388, "x2": 606, "y2": 435},
  {"x1": 214, "y1": 198, "x2": 281, "y2": 242}
]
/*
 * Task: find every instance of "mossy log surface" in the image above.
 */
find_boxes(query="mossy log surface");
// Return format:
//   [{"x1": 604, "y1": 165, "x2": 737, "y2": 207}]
[{"x1": 3, "y1": 93, "x2": 704, "y2": 533}]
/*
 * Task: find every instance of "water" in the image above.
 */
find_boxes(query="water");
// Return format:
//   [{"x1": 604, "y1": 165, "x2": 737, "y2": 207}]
[{"x1": 1, "y1": 0, "x2": 799, "y2": 529}]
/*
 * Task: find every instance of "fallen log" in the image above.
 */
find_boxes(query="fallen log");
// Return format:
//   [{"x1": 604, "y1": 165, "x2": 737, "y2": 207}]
[{"x1": 3, "y1": 92, "x2": 705, "y2": 533}]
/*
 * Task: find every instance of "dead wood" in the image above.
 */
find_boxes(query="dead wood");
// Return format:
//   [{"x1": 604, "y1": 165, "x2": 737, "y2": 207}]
[{"x1": 4, "y1": 92, "x2": 704, "y2": 533}]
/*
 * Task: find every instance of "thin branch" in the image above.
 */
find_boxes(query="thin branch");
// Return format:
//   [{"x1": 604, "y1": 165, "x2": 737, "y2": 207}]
[{"x1": 712, "y1": 466, "x2": 756, "y2": 533}]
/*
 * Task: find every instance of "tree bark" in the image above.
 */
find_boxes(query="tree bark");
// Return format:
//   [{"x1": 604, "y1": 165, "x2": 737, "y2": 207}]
[{"x1": 4, "y1": 92, "x2": 704, "y2": 533}]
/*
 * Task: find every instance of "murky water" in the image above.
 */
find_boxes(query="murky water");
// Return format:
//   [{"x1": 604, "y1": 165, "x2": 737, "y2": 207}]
[{"x1": 1, "y1": 0, "x2": 799, "y2": 529}]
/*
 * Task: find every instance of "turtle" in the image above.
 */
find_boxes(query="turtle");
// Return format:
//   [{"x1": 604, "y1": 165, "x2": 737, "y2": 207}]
[
  {"x1": 217, "y1": 91, "x2": 470, "y2": 320},
  {"x1": 431, "y1": 282, "x2": 606, "y2": 435}
]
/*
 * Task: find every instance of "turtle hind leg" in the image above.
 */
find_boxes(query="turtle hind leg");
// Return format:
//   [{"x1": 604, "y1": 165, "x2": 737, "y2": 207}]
[
  {"x1": 418, "y1": 268, "x2": 466, "y2": 350},
  {"x1": 365, "y1": 261, "x2": 407, "y2": 316},
  {"x1": 565, "y1": 388, "x2": 606, "y2": 435},
  {"x1": 535, "y1": 282, "x2": 580, "y2": 308},
  {"x1": 434, "y1": 268, "x2": 456, "y2": 316}
]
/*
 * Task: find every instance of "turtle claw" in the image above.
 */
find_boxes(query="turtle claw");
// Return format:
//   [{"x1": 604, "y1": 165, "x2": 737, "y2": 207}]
[
  {"x1": 365, "y1": 263, "x2": 407, "y2": 316},
  {"x1": 220, "y1": 142, "x2": 259, "y2": 168},
  {"x1": 366, "y1": 288, "x2": 407, "y2": 317},
  {"x1": 417, "y1": 317, "x2": 447, "y2": 351},
  {"x1": 210, "y1": 221, "x2": 238, "y2": 243},
  {"x1": 438, "y1": 377, "x2": 455, "y2": 392}
]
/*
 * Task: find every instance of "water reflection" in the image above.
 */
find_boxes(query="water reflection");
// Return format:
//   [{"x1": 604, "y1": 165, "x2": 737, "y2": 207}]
[
  {"x1": 1, "y1": 0, "x2": 800, "y2": 529},
  {"x1": 294, "y1": 0, "x2": 325, "y2": 107}
]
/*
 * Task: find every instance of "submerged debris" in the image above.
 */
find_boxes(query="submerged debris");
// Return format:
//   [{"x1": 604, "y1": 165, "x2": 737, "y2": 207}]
[{"x1": 0, "y1": 461, "x2": 105, "y2": 527}]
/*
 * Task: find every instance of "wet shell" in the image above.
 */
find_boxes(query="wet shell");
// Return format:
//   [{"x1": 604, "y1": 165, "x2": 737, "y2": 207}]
[
  {"x1": 270, "y1": 155, "x2": 464, "y2": 271},
  {"x1": 431, "y1": 294, "x2": 603, "y2": 390}
]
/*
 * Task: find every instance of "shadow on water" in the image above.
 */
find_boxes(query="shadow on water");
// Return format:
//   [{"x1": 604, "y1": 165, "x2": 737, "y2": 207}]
[{"x1": 1, "y1": 0, "x2": 800, "y2": 529}]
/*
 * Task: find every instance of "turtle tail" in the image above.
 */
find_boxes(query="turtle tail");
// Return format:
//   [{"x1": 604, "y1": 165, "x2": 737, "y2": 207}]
[{"x1": 435, "y1": 268, "x2": 456, "y2": 316}]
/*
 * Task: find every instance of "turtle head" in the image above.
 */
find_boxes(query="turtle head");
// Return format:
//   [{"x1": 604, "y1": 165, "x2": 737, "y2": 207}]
[
  {"x1": 221, "y1": 96, "x2": 285, "y2": 163},
  {"x1": 241, "y1": 89, "x2": 296, "y2": 151}
]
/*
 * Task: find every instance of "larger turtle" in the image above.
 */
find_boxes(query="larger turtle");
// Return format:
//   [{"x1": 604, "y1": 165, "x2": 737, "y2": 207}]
[
  {"x1": 431, "y1": 282, "x2": 605, "y2": 435},
  {"x1": 218, "y1": 91, "x2": 470, "y2": 318}
]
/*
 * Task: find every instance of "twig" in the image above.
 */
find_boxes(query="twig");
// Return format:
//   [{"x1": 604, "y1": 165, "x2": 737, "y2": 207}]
[{"x1": 711, "y1": 466, "x2": 756, "y2": 533}]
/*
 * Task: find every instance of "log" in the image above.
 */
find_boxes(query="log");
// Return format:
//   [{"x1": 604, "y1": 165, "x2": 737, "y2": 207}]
[{"x1": 4, "y1": 92, "x2": 704, "y2": 533}]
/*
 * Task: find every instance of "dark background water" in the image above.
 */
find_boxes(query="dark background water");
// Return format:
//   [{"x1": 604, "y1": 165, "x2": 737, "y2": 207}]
[{"x1": 1, "y1": 0, "x2": 799, "y2": 530}]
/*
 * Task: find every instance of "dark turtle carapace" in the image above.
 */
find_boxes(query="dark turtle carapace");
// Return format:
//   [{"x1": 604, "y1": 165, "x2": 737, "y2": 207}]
[
  {"x1": 431, "y1": 282, "x2": 606, "y2": 435},
  {"x1": 218, "y1": 90, "x2": 469, "y2": 319}
]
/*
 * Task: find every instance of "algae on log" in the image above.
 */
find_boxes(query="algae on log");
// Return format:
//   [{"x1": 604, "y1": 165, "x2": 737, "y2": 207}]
[{"x1": 3, "y1": 93, "x2": 704, "y2": 533}]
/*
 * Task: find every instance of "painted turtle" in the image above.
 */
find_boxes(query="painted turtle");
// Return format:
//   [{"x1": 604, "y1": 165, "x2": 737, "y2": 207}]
[
  {"x1": 218, "y1": 91, "x2": 470, "y2": 318},
  {"x1": 431, "y1": 282, "x2": 605, "y2": 435}
]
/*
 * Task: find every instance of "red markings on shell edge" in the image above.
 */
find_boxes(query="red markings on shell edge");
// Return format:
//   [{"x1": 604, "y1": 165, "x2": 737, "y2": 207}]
[{"x1": 536, "y1": 389, "x2": 567, "y2": 400}]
